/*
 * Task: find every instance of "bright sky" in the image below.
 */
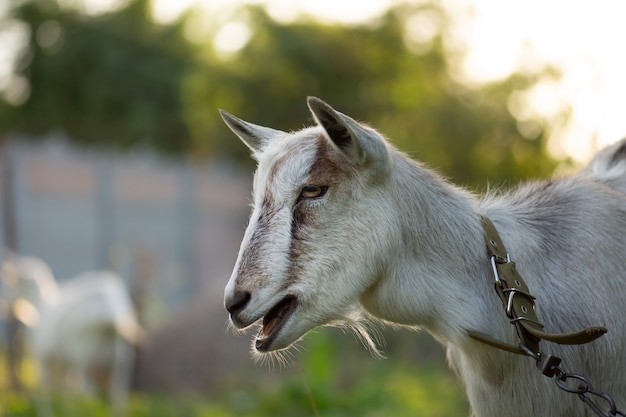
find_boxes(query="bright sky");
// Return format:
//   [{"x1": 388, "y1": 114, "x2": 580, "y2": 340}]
[
  {"x1": 2, "y1": 0, "x2": 625, "y2": 163},
  {"x1": 446, "y1": 0, "x2": 626, "y2": 163}
]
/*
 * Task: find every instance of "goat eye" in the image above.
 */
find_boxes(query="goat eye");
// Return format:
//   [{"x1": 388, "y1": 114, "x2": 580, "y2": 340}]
[{"x1": 300, "y1": 185, "x2": 328, "y2": 200}]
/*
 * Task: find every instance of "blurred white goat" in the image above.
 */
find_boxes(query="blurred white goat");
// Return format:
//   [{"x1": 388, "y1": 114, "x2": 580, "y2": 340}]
[{"x1": 1, "y1": 255, "x2": 142, "y2": 416}]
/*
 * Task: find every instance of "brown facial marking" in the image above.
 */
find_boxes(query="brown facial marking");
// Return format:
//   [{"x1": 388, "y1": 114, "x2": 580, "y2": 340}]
[
  {"x1": 284, "y1": 135, "x2": 353, "y2": 288},
  {"x1": 306, "y1": 134, "x2": 354, "y2": 185},
  {"x1": 236, "y1": 198, "x2": 278, "y2": 287}
]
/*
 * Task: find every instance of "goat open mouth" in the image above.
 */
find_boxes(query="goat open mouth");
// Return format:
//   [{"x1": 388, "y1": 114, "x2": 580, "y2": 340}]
[{"x1": 255, "y1": 295, "x2": 298, "y2": 351}]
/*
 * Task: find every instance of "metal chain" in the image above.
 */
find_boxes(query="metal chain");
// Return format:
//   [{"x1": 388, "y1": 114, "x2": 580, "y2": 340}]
[
  {"x1": 481, "y1": 218, "x2": 623, "y2": 416},
  {"x1": 523, "y1": 346, "x2": 625, "y2": 417}
]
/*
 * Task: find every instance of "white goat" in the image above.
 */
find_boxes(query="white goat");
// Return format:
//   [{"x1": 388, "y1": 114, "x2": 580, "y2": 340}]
[
  {"x1": 1, "y1": 255, "x2": 141, "y2": 416},
  {"x1": 222, "y1": 97, "x2": 626, "y2": 417}
]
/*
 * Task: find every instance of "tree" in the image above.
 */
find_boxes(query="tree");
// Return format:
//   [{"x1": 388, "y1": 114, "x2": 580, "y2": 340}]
[
  {"x1": 1, "y1": 1, "x2": 566, "y2": 186},
  {"x1": 183, "y1": 5, "x2": 564, "y2": 187},
  {"x1": 3, "y1": 0, "x2": 197, "y2": 153}
]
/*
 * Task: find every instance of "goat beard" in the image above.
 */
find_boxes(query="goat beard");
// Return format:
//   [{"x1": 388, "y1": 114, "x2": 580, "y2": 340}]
[{"x1": 250, "y1": 307, "x2": 385, "y2": 367}]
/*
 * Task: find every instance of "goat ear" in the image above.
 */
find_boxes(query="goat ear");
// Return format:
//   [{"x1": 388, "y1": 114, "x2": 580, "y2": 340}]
[
  {"x1": 307, "y1": 97, "x2": 368, "y2": 165},
  {"x1": 308, "y1": 97, "x2": 390, "y2": 179},
  {"x1": 219, "y1": 109, "x2": 285, "y2": 154}
]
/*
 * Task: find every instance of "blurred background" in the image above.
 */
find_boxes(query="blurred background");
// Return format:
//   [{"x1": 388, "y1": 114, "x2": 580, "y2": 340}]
[{"x1": 0, "y1": 0, "x2": 625, "y2": 415}]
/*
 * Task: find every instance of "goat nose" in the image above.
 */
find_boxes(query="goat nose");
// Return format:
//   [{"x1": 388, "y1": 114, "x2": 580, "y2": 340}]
[{"x1": 225, "y1": 291, "x2": 251, "y2": 316}]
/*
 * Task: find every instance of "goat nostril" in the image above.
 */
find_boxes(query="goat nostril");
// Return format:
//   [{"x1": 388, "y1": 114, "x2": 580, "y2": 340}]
[{"x1": 225, "y1": 291, "x2": 251, "y2": 315}]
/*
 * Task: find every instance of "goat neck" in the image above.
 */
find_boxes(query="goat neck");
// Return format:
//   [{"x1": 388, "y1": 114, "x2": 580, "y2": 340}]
[{"x1": 358, "y1": 151, "x2": 498, "y2": 343}]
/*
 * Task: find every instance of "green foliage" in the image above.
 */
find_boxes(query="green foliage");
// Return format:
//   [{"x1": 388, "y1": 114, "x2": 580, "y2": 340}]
[
  {"x1": 181, "y1": 5, "x2": 564, "y2": 187},
  {"x1": 2, "y1": 0, "x2": 566, "y2": 187},
  {"x1": 5, "y1": 0, "x2": 197, "y2": 153},
  {"x1": 0, "y1": 368, "x2": 467, "y2": 417},
  {"x1": 1, "y1": 334, "x2": 468, "y2": 417}
]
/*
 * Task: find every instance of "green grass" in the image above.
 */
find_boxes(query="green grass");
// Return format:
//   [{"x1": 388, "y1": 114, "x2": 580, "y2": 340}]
[{"x1": 0, "y1": 332, "x2": 469, "y2": 417}]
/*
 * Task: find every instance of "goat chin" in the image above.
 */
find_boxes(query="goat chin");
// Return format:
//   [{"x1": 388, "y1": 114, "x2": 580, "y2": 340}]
[
  {"x1": 250, "y1": 312, "x2": 385, "y2": 368},
  {"x1": 222, "y1": 97, "x2": 626, "y2": 417}
]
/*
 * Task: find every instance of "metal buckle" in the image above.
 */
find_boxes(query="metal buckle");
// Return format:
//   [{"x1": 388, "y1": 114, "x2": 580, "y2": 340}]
[
  {"x1": 490, "y1": 254, "x2": 510, "y2": 286},
  {"x1": 509, "y1": 316, "x2": 544, "y2": 328},
  {"x1": 503, "y1": 287, "x2": 536, "y2": 317}
]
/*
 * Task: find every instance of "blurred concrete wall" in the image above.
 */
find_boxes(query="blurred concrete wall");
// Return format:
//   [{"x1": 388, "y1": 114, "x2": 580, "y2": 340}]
[
  {"x1": 0, "y1": 132, "x2": 251, "y2": 328},
  {"x1": 0, "y1": 133, "x2": 451, "y2": 395}
]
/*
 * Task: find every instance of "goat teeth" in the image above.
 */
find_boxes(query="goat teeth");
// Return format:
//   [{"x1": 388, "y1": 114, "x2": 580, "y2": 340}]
[
  {"x1": 254, "y1": 295, "x2": 298, "y2": 351},
  {"x1": 262, "y1": 317, "x2": 279, "y2": 336}
]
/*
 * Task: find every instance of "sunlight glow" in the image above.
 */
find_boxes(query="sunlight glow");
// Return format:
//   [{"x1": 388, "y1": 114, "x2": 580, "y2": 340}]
[
  {"x1": 4, "y1": 0, "x2": 626, "y2": 163},
  {"x1": 155, "y1": 0, "x2": 626, "y2": 163},
  {"x1": 58, "y1": 0, "x2": 128, "y2": 15},
  {"x1": 446, "y1": 0, "x2": 626, "y2": 162},
  {"x1": 0, "y1": 20, "x2": 29, "y2": 105},
  {"x1": 404, "y1": 9, "x2": 441, "y2": 54},
  {"x1": 213, "y1": 21, "x2": 252, "y2": 59},
  {"x1": 261, "y1": 0, "x2": 391, "y2": 24}
]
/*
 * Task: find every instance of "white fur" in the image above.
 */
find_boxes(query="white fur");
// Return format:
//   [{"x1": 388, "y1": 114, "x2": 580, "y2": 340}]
[
  {"x1": 1, "y1": 255, "x2": 141, "y2": 417},
  {"x1": 222, "y1": 98, "x2": 626, "y2": 417}
]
